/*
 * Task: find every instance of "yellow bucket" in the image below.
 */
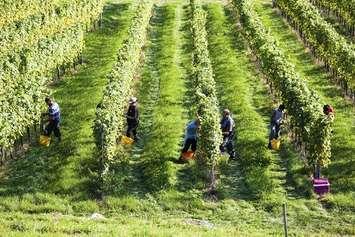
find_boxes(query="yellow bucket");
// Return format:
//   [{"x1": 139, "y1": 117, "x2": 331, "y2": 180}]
[
  {"x1": 182, "y1": 151, "x2": 195, "y2": 160},
  {"x1": 121, "y1": 135, "x2": 134, "y2": 145},
  {"x1": 39, "y1": 135, "x2": 51, "y2": 147},
  {"x1": 271, "y1": 139, "x2": 280, "y2": 150}
]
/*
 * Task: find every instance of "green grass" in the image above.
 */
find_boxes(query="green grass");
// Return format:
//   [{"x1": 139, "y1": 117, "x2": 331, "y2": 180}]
[
  {"x1": 253, "y1": 0, "x2": 355, "y2": 210},
  {"x1": 205, "y1": 3, "x2": 279, "y2": 200},
  {"x1": 0, "y1": 1, "x2": 134, "y2": 199},
  {"x1": 0, "y1": 1, "x2": 354, "y2": 236}
]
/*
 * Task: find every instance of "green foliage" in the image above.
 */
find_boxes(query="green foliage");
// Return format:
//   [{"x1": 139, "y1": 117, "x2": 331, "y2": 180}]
[
  {"x1": 205, "y1": 3, "x2": 274, "y2": 196},
  {"x1": 190, "y1": 2, "x2": 223, "y2": 188},
  {"x1": 275, "y1": 0, "x2": 355, "y2": 91},
  {"x1": 310, "y1": 0, "x2": 355, "y2": 27},
  {"x1": 94, "y1": 0, "x2": 153, "y2": 161},
  {"x1": 0, "y1": 0, "x2": 105, "y2": 149},
  {"x1": 138, "y1": 4, "x2": 186, "y2": 191},
  {"x1": 233, "y1": 0, "x2": 334, "y2": 168}
]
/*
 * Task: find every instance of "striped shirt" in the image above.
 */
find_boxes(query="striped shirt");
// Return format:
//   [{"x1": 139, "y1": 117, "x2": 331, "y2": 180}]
[{"x1": 48, "y1": 102, "x2": 60, "y2": 121}]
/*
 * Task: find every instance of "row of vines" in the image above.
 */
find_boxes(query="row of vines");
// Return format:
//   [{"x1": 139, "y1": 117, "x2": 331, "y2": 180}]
[
  {"x1": 233, "y1": 0, "x2": 334, "y2": 169},
  {"x1": 309, "y1": 0, "x2": 355, "y2": 34},
  {"x1": 0, "y1": 0, "x2": 105, "y2": 151},
  {"x1": 190, "y1": 1, "x2": 223, "y2": 192},
  {"x1": 94, "y1": 0, "x2": 153, "y2": 170},
  {"x1": 274, "y1": 0, "x2": 355, "y2": 96}
]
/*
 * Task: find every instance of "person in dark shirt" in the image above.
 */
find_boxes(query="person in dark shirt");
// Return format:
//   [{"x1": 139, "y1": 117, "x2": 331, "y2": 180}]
[
  {"x1": 126, "y1": 97, "x2": 139, "y2": 140},
  {"x1": 220, "y1": 109, "x2": 236, "y2": 159},
  {"x1": 44, "y1": 97, "x2": 61, "y2": 142}
]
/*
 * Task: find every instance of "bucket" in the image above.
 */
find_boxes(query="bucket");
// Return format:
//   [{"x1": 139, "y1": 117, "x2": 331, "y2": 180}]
[
  {"x1": 271, "y1": 139, "x2": 280, "y2": 150},
  {"x1": 39, "y1": 135, "x2": 51, "y2": 147},
  {"x1": 182, "y1": 151, "x2": 195, "y2": 160},
  {"x1": 121, "y1": 135, "x2": 134, "y2": 145}
]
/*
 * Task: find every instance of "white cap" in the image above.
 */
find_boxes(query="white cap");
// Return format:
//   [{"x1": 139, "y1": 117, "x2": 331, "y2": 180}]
[{"x1": 129, "y1": 97, "x2": 137, "y2": 104}]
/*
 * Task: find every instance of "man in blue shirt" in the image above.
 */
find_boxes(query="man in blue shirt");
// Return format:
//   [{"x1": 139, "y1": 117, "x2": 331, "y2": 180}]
[
  {"x1": 181, "y1": 119, "x2": 200, "y2": 153},
  {"x1": 220, "y1": 109, "x2": 236, "y2": 159},
  {"x1": 44, "y1": 97, "x2": 61, "y2": 142}
]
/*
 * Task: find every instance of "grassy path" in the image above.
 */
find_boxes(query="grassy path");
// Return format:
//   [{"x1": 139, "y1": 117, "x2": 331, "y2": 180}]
[
  {"x1": 254, "y1": 0, "x2": 355, "y2": 207},
  {"x1": 0, "y1": 2, "x2": 134, "y2": 199},
  {"x1": 205, "y1": 3, "x2": 283, "y2": 201},
  {"x1": 110, "y1": 2, "x2": 189, "y2": 195}
]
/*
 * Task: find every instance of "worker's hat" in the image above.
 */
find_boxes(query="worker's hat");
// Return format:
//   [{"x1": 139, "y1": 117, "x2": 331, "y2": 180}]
[{"x1": 129, "y1": 97, "x2": 138, "y2": 104}]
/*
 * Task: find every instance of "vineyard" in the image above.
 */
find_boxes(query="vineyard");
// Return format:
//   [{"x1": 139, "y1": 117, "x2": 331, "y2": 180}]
[{"x1": 0, "y1": 0, "x2": 354, "y2": 236}]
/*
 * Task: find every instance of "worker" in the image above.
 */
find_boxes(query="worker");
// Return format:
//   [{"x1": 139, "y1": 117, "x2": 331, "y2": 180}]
[
  {"x1": 323, "y1": 104, "x2": 334, "y2": 116},
  {"x1": 177, "y1": 118, "x2": 200, "y2": 163},
  {"x1": 220, "y1": 109, "x2": 236, "y2": 159},
  {"x1": 268, "y1": 104, "x2": 285, "y2": 148},
  {"x1": 44, "y1": 97, "x2": 61, "y2": 142},
  {"x1": 126, "y1": 97, "x2": 139, "y2": 140},
  {"x1": 182, "y1": 118, "x2": 200, "y2": 153}
]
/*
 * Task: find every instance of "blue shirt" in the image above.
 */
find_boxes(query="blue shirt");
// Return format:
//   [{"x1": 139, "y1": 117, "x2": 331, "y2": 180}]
[
  {"x1": 221, "y1": 116, "x2": 235, "y2": 133},
  {"x1": 185, "y1": 120, "x2": 198, "y2": 140},
  {"x1": 48, "y1": 102, "x2": 60, "y2": 122}
]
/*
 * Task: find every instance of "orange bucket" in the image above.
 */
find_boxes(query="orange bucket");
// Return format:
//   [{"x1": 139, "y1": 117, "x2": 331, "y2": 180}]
[{"x1": 182, "y1": 151, "x2": 195, "y2": 160}]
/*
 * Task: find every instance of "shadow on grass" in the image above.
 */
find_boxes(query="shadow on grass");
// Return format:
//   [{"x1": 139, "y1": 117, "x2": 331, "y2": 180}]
[{"x1": 0, "y1": 3, "x2": 131, "y2": 200}]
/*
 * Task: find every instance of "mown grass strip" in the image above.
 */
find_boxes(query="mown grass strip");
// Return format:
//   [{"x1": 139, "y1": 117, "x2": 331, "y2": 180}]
[
  {"x1": 137, "y1": 4, "x2": 187, "y2": 191},
  {"x1": 205, "y1": 3, "x2": 278, "y2": 199}
]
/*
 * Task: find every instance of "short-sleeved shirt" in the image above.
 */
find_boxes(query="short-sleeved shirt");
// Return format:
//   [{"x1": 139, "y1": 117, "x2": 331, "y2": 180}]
[
  {"x1": 48, "y1": 102, "x2": 60, "y2": 122},
  {"x1": 221, "y1": 116, "x2": 235, "y2": 133},
  {"x1": 185, "y1": 120, "x2": 198, "y2": 140},
  {"x1": 272, "y1": 109, "x2": 283, "y2": 125},
  {"x1": 127, "y1": 104, "x2": 139, "y2": 123}
]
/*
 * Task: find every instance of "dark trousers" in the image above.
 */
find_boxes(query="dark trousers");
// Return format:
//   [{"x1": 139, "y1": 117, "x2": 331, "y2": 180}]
[
  {"x1": 126, "y1": 121, "x2": 138, "y2": 139},
  {"x1": 220, "y1": 132, "x2": 236, "y2": 158},
  {"x1": 45, "y1": 120, "x2": 61, "y2": 138},
  {"x1": 269, "y1": 122, "x2": 281, "y2": 140},
  {"x1": 182, "y1": 138, "x2": 197, "y2": 153}
]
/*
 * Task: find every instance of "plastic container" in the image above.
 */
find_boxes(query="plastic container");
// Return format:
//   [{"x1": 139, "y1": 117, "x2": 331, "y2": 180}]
[
  {"x1": 313, "y1": 178, "x2": 330, "y2": 195},
  {"x1": 271, "y1": 139, "x2": 280, "y2": 150},
  {"x1": 39, "y1": 135, "x2": 51, "y2": 147},
  {"x1": 181, "y1": 151, "x2": 195, "y2": 160},
  {"x1": 121, "y1": 135, "x2": 134, "y2": 145}
]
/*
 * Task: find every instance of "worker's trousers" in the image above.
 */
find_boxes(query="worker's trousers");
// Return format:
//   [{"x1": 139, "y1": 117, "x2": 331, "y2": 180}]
[
  {"x1": 45, "y1": 120, "x2": 61, "y2": 139},
  {"x1": 126, "y1": 120, "x2": 138, "y2": 140},
  {"x1": 220, "y1": 131, "x2": 236, "y2": 158}
]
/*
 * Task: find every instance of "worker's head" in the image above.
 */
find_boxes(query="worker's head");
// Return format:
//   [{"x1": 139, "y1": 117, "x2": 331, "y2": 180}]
[
  {"x1": 223, "y1": 109, "x2": 230, "y2": 117},
  {"x1": 323, "y1": 104, "x2": 333, "y2": 115},
  {"x1": 278, "y1": 104, "x2": 285, "y2": 111},
  {"x1": 45, "y1": 97, "x2": 52, "y2": 106},
  {"x1": 129, "y1": 97, "x2": 137, "y2": 105}
]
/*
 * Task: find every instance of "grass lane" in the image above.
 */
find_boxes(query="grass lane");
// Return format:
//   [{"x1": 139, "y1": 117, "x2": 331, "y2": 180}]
[
  {"x1": 254, "y1": 0, "x2": 355, "y2": 209},
  {"x1": 205, "y1": 3, "x2": 283, "y2": 201},
  {"x1": 0, "y1": 1, "x2": 134, "y2": 199}
]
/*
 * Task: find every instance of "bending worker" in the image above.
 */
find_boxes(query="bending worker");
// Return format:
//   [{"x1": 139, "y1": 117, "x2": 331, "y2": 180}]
[
  {"x1": 44, "y1": 97, "x2": 61, "y2": 142},
  {"x1": 179, "y1": 118, "x2": 200, "y2": 162},
  {"x1": 126, "y1": 97, "x2": 139, "y2": 141},
  {"x1": 220, "y1": 109, "x2": 236, "y2": 159},
  {"x1": 268, "y1": 104, "x2": 285, "y2": 148}
]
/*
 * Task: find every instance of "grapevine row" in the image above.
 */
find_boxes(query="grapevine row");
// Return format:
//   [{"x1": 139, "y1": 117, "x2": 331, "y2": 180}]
[
  {"x1": 205, "y1": 4, "x2": 274, "y2": 196},
  {"x1": 0, "y1": 0, "x2": 64, "y2": 28},
  {"x1": 0, "y1": 0, "x2": 103, "y2": 59},
  {"x1": 233, "y1": 0, "x2": 334, "y2": 168},
  {"x1": 94, "y1": 0, "x2": 153, "y2": 162},
  {"x1": 190, "y1": 1, "x2": 223, "y2": 191},
  {"x1": 140, "y1": 4, "x2": 186, "y2": 191},
  {"x1": 274, "y1": 0, "x2": 355, "y2": 95},
  {"x1": 309, "y1": 0, "x2": 355, "y2": 33},
  {"x1": 0, "y1": 0, "x2": 105, "y2": 149}
]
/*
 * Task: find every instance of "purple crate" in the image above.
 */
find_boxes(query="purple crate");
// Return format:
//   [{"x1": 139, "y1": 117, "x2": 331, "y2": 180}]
[{"x1": 313, "y1": 178, "x2": 330, "y2": 195}]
